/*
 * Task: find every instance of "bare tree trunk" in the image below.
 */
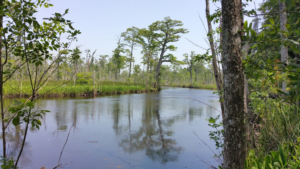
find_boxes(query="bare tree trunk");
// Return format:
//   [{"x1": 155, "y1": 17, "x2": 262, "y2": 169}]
[
  {"x1": 206, "y1": 0, "x2": 224, "y2": 116},
  {"x1": 93, "y1": 70, "x2": 96, "y2": 96},
  {"x1": 73, "y1": 61, "x2": 77, "y2": 86},
  {"x1": 279, "y1": 1, "x2": 288, "y2": 92},
  {"x1": 129, "y1": 45, "x2": 133, "y2": 78},
  {"x1": 221, "y1": 0, "x2": 246, "y2": 168},
  {"x1": 189, "y1": 69, "x2": 193, "y2": 86},
  {"x1": 57, "y1": 62, "x2": 60, "y2": 80},
  {"x1": 99, "y1": 65, "x2": 101, "y2": 84},
  {"x1": 119, "y1": 68, "x2": 121, "y2": 82},
  {"x1": 20, "y1": 69, "x2": 23, "y2": 96},
  {"x1": 0, "y1": 0, "x2": 6, "y2": 157},
  {"x1": 146, "y1": 53, "x2": 150, "y2": 91}
]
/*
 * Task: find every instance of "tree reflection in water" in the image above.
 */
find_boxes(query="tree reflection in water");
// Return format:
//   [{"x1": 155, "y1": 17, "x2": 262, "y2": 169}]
[
  {"x1": 118, "y1": 96, "x2": 183, "y2": 164},
  {"x1": 0, "y1": 88, "x2": 221, "y2": 169}
]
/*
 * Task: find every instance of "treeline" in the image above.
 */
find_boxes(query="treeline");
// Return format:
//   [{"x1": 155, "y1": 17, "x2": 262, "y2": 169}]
[{"x1": 5, "y1": 19, "x2": 217, "y2": 91}]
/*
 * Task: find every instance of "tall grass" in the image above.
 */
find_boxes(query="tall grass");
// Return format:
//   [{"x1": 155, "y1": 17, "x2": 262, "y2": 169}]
[
  {"x1": 249, "y1": 91, "x2": 300, "y2": 156},
  {"x1": 3, "y1": 80, "x2": 148, "y2": 97}
]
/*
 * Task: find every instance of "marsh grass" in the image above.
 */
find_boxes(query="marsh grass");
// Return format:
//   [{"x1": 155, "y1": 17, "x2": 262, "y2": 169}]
[
  {"x1": 3, "y1": 80, "x2": 148, "y2": 97},
  {"x1": 169, "y1": 83, "x2": 217, "y2": 90}
]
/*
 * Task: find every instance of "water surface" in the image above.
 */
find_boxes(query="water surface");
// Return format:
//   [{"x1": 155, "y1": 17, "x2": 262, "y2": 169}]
[{"x1": 2, "y1": 87, "x2": 221, "y2": 169}]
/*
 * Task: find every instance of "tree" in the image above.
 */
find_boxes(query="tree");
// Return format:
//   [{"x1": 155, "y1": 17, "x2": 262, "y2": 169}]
[
  {"x1": 221, "y1": 0, "x2": 246, "y2": 168},
  {"x1": 85, "y1": 49, "x2": 97, "y2": 72},
  {"x1": 149, "y1": 17, "x2": 188, "y2": 89},
  {"x1": 133, "y1": 64, "x2": 141, "y2": 83},
  {"x1": 112, "y1": 36, "x2": 126, "y2": 81},
  {"x1": 136, "y1": 27, "x2": 158, "y2": 90},
  {"x1": 56, "y1": 49, "x2": 69, "y2": 80},
  {"x1": 69, "y1": 47, "x2": 81, "y2": 86},
  {"x1": 183, "y1": 51, "x2": 197, "y2": 86},
  {"x1": 0, "y1": 0, "x2": 5, "y2": 159},
  {"x1": 121, "y1": 27, "x2": 139, "y2": 78},
  {"x1": 205, "y1": 0, "x2": 224, "y2": 116},
  {"x1": 0, "y1": 0, "x2": 80, "y2": 167},
  {"x1": 99, "y1": 54, "x2": 109, "y2": 82},
  {"x1": 279, "y1": 1, "x2": 288, "y2": 92}
]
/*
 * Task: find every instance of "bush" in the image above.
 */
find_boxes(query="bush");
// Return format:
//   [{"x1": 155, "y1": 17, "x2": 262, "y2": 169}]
[
  {"x1": 76, "y1": 72, "x2": 92, "y2": 85},
  {"x1": 245, "y1": 138, "x2": 300, "y2": 169}
]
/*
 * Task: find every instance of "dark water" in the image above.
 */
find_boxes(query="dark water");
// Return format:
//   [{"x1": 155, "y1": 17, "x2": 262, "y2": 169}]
[{"x1": 1, "y1": 87, "x2": 221, "y2": 169}]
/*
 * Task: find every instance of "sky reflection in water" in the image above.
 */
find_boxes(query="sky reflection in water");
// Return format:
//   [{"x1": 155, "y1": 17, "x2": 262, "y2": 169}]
[{"x1": 1, "y1": 87, "x2": 221, "y2": 169}]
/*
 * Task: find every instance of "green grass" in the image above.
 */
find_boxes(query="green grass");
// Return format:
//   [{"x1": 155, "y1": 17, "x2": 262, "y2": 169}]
[
  {"x1": 3, "y1": 80, "x2": 148, "y2": 97},
  {"x1": 168, "y1": 83, "x2": 217, "y2": 90}
]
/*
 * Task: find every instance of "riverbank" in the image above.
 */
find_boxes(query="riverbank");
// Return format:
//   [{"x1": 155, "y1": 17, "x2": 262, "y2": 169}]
[
  {"x1": 3, "y1": 81, "x2": 155, "y2": 98},
  {"x1": 165, "y1": 84, "x2": 217, "y2": 90}
]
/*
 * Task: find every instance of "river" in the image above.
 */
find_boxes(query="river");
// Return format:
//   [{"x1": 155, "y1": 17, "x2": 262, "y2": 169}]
[{"x1": 1, "y1": 87, "x2": 221, "y2": 169}]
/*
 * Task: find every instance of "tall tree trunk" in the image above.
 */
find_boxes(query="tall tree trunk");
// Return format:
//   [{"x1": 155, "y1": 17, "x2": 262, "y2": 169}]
[
  {"x1": 206, "y1": 0, "x2": 224, "y2": 116},
  {"x1": 99, "y1": 65, "x2": 101, "y2": 85},
  {"x1": 189, "y1": 69, "x2": 193, "y2": 86},
  {"x1": 155, "y1": 43, "x2": 167, "y2": 89},
  {"x1": 195, "y1": 68, "x2": 198, "y2": 83},
  {"x1": 119, "y1": 68, "x2": 121, "y2": 82},
  {"x1": 155, "y1": 60, "x2": 162, "y2": 89},
  {"x1": 20, "y1": 69, "x2": 23, "y2": 96},
  {"x1": 279, "y1": 1, "x2": 288, "y2": 92},
  {"x1": 239, "y1": 0, "x2": 250, "y2": 151},
  {"x1": 146, "y1": 53, "x2": 150, "y2": 91},
  {"x1": 0, "y1": 0, "x2": 6, "y2": 158},
  {"x1": 93, "y1": 70, "x2": 96, "y2": 96},
  {"x1": 73, "y1": 61, "x2": 77, "y2": 86},
  {"x1": 221, "y1": 0, "x2": 246, "y2": 168},
  {"x1": 129, "y1": 45, "x2": 133, "y2": 78},
  {"x1": 57, "y1": 62, "x2": 60, "y2": 80}
]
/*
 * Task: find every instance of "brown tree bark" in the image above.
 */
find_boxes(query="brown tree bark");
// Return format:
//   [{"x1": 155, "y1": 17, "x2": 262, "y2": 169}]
[
  {"x1": 155, "y1": 42, "x2": 167, "y2": 89},
  {"x1": 221, "y1": 0, "x2": 246, "y2": 168},
  {"x1": 205, "y1": 0, "x2": 224, "y2": 117}
]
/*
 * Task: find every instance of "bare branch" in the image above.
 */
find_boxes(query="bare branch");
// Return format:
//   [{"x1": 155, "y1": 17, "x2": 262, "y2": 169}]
[
  {"x1": 54, "y1": 122, "x2": 75, "y2": 169},
  {"x1": 185, "y1": 38, "x2": 208, "y2": 50},
  {"x1": 198, "y1": 12, "x2": 208, "y2": 34},
  {"x1": 3, "y1": 62, "x2": 26, "y2": 83}
]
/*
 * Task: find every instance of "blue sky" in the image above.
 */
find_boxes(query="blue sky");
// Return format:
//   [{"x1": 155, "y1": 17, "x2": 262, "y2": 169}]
[{"x1": 39, "y1": 0, "x2": 262, "y2": 65}]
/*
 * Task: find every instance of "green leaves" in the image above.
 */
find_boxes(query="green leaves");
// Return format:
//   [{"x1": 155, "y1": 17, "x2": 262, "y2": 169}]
[
  {"x1": 12, "y1": 117, "x2": 20, "y2": 126},
  {"x1": 195, "y1": 50, "x2": 212, "y2": 62},
  {"x1": 0, "y1": 156, "x2": 16, "y2": 169},
  {"x1": 245, "y1": 142, "x2": 300, "y2": 169},
  {"x1": 269, "y1": 18, "x2": 275, "y2": 25},
  {"x1": 6, "y1": 100, "x2": 49, "y2": 131},
  {"x1": 206, "y1": 115, "x2": 224, "y2": 155},
  {"x1": 31, "y1": 119, "x2": 42, "y2": 129}
]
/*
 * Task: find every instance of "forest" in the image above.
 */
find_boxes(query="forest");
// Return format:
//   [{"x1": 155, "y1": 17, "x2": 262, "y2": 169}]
[{"x1": 0, "y1": 0, "x2": 300, "y2": 168}]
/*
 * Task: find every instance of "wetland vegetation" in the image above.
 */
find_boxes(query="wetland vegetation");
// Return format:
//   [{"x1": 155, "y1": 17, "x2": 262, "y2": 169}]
[{"x1": 0, "y1": 0, "x2": 300, "y2": 168}]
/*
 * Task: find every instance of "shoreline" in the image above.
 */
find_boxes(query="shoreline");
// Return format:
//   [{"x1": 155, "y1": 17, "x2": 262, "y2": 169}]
[
  {"x1": 3, "y1": 89, "x2": 157, "y2": 99},
  {"x1": 163, "y1": 85, "x2": 217, "y2": 90}
]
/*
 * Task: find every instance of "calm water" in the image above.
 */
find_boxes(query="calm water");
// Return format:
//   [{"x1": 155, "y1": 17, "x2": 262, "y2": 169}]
[{"x1": 1, "y1": 87, "x2": 221, "y2": 169}]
